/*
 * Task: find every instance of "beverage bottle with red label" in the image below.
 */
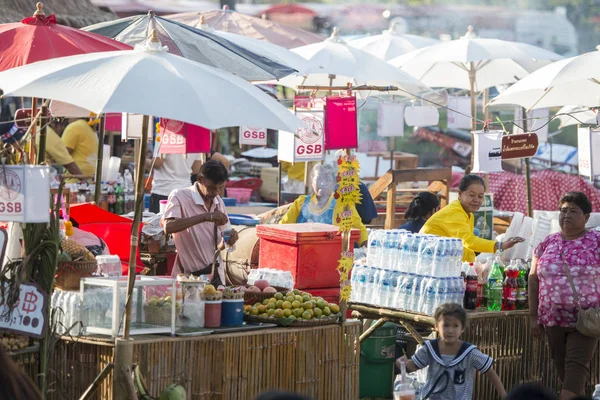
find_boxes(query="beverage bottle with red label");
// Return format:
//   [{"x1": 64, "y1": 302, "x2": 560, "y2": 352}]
[
  {"x1": 463, "y1": 263, "x2": 478, "y2": 310},
  {"x1": 515, "y1": 259, "x2": 528, "y2": 310},
  {"x1": 502, "y1": 261, "x2": 518, "y2": 311}
]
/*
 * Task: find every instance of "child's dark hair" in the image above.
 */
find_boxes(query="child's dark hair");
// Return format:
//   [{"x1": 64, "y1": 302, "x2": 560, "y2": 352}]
[
  {"x1": 404, "y1": 192, "x2": 440, "y2": 221},
  {"x1": 433, "y1": 303, "x2": 468, "y2": 328}
]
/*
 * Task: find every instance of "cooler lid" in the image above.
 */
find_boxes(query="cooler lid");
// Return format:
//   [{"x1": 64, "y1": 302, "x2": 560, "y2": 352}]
[{"x1": 257, "y1": 223, "x2": 360, "y2": 244}]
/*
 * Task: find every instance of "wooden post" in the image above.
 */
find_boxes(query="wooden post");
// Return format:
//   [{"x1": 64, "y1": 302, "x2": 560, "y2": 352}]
[
  {"x1": 94, "y1": 116, "x2": 106, "y2": 205},
  {"x1": 522, "y1": 108, "x2": 533, "y2": 217},
  {"x1": 37, "y1": 105, "x2": 48, "y2": 164},
  {"x1": 469, "y1": 63, "x2": 477, "y2": 168},
  {"x1": 385, "y1": 177, "x2": 397, "y2": 229},
  {"x1": 113, "y1": 338, "x2": 134, "y2": 399},
  {"x1": 277, "y1": 162, "x2": 282, "y2": 207},
  {"x1": 29, "y1": 98, "x2": 37, "y2": 164}
]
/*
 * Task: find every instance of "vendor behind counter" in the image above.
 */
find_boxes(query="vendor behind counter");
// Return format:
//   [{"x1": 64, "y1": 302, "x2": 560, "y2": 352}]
[{"x1": 421, "y1": 174, "x2": 523, "y2": 262}]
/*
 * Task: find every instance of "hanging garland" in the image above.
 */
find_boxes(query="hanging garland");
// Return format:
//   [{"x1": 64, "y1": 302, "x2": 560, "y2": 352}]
[{"x1": 334, "y1": 152, "x2": 361, "y2": 302}]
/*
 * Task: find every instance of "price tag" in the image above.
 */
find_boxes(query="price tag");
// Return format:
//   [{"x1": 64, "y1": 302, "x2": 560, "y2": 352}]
[{"x1": 0, "y1": 282, "x2": 47, "y2": 338}]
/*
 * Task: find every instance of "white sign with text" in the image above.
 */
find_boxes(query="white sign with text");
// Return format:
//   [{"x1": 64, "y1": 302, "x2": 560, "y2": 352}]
[{"x1": 239, "y1": 126, "x2": 268, "y2": 146}]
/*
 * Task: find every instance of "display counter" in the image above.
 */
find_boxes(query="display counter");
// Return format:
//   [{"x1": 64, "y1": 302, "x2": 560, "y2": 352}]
[
  {"x1": 350, "y1": 303, "x2": 600, "y2": 398},
  {"x1": 46, "y1": 322, "x2": 360, "y2": 400}
]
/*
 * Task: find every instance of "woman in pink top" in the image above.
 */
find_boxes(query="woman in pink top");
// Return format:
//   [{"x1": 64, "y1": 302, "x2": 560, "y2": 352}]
[{"x1": 529, "y1": 191, "x2": 600, "y2": 400}]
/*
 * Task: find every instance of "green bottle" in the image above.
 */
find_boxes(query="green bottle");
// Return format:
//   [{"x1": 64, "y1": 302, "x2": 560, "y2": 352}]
[
  {"x1": 115, "y1": 183, "x2": 125, "y2": 215},
  {"x1": 487, "y1": 257, "x2": 503, "y2": 311}
]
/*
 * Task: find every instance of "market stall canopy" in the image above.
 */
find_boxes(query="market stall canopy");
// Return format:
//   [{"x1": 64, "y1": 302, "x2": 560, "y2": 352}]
[
  {"x1": 165, "y1": 7, "x2": 324, "y2": 49},
  {"x1": 83, "y1": 11, "x2": 297, "y2": 81},
  {"x1": 489, "y1": 49, "x2": 600, "y2": 110},
  {"x1": 0, "y1": 0, "x2": 116, "y2": 28},
  {"x1": 274, "y1": 28, "x2": 433, "y2": 97},
  {"x1": 0, "y1": 31, "x2": 306, "y2": 132},
  {"x1": 349, "y1": 21, "x2": 439, "y2": 61},
  {"x1": 0, "y1": 3, "x2": 131, "y2": 72},
  {"x1": 389, "y1": 26, "x2": 562, "y2": 91}
]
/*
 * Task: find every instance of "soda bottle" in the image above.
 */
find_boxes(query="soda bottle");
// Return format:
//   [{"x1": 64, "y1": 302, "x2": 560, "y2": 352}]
[
  {"x1": 502, "y1": 262, "x2": 518, "y2": 311},
  {"x1": 481, "y1": 258, "x2": 491, "y2": 308},
  {"x1": 463, "y1": 263, "x2": 478, "y2": 310},
  {"x1": 515, "y1": 259, "x2": 528, "y2": 310},
  {"x1": 487, "y1": 257, "x2": 504, "y2": 311},
  {"x1": 107, "y1": 183, "x2": 116, "y2": 214},
  {"x1": 115, "y1": 183, "x2": 125, "y2": 215}
]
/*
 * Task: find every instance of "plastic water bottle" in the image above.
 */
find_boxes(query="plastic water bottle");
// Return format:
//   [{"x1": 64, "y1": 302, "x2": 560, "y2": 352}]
[
  {"x1": 399, "y1": 234, "x2": 412, "y2": 272},
  {"x1": 222, "y1": 222, "x2": 236, "y2": 253},
  {"x1": 592, "y1": 384, "x2": 600, "y2": 399},
  {"x1": 369, "y1": 268, "x2": 382, "y2": 306},
  {"x1": 487, "y1": 258, "x2": 504, "y2": 311},
  {"x1": 408, "y1": 274, "x2": 424, "y2": 312},
  {"x1": 379, "y1": 269, "x2": 393, "y2": 308},
  {"x1": 417, "y1": 237, "x2": 435, "y2": 276},
  {"x1": 395, "y1": 273, "x2": 408, "y2": 310},
  {"x1": 401, "y1": 274, "x2": 415, "y2": 311},
  {"x1": 422, "y1": 278, "x2": 438, "y2": 315},
  {"x1": 389, "y1": 271, "x2": 401, "y2": 309},
  {"x1": 410, "y1": 235, "x2": 421, "y2": 272},
  {"x1": 432, "y1": 239, "x2": 447, "y2": 277},
  {"x1": 367, "y1": 231, "x2": 382, "y2": 268},
  {"x1": 350, "y1": 263, "x2": 364, "y2": 303}
]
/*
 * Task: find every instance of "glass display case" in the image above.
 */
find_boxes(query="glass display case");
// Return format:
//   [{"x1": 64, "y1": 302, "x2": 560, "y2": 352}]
[{"x1": 80, "y1": 276, "x2": 176, "y2": 337}]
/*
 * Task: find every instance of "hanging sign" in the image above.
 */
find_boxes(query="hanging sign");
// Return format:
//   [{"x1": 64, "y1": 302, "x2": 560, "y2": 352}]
[
  {"x1": 325, "y1": 96, "x2": 358, "y2": 149},
  {"x1": 239, "y1": 126, "x2": 267, "y2": 146},
  {"x1": 447, "y1": 96, "x2": 472, "y2": 129},
  {"x1": 577, "y1": 127, "x2": 600, "y2": 177},
  {"x1": 377, "y1": 102, "x2": 405, "y2": 137},
  {"x1": 404, "y1": 106, "x2": 440, "y2": 126},
  {"x1": 159, "y1": 119, "x2": 211, "y2": 154},
  {"x1": 501, "y1": 133, "x2": 539, "y2": 160},
  {"x1": 278, "y1": 111, "x2": 324, "y2": 163},
  {"x1": 121, "y1": 113, "x2": 154, "y2": 140},
  {"x1": 0, "y1": 282, "x2": 48, "y2": 338},
  {"x1": 472, "y1": 130, "x2": 503, "y2": 173},
  {"x1": 0, "y1": 166, "x2": 50, "y2": 223}
]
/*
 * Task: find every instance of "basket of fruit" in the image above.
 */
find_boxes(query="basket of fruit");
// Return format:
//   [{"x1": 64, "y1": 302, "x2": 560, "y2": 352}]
[
  {"x1": 243, "y1": 279, "x2": 288, "y2": 305},
  {"x1": 0, "y1": 332, "x2": 31, "y2": 353},
  {"x1": 144, "y1": 295, "x2": 181, "y2": 326},
  {"x1": 55, "y1": 239, "x2": 98, "y2": 290},
  {"x1": 243, "y1": 289, "x2": 342, "y2": 327}
]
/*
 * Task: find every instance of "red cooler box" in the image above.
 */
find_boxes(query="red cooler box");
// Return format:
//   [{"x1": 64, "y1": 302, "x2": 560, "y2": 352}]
[{"x1": 256, "y1": 223, "x2": 360, "y2": 290}]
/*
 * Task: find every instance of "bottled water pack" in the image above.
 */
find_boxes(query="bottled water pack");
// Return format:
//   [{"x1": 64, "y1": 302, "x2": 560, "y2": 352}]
[{"x1": 351, "y1": 229, "x2": 465, "y2": 315}]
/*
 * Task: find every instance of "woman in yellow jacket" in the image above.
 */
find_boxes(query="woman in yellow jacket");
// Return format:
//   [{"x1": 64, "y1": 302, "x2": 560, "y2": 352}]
[
  {"x1": 421, "y1": 174, "x2": 523, "y2": 262},
  {"x1": 281, "y1": 163, "x2": 368, "y2": 247}
]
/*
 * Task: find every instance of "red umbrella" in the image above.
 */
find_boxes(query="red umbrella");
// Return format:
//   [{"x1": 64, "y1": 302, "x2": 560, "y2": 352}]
[{"x1": 0, "y1": 2, "x2": 132, "y2": 72}]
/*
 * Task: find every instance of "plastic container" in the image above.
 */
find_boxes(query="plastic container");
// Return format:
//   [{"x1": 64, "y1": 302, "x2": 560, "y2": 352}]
[
  {"x1": 360, "y1": 321, "x2": 397, "y2": 398},
  {"x1": 256, "y1": 223, "x2": 361, "y2": 290},
  {"x1": 204, "y1": 300, "x2": 222, "y2": 328},
  {"x1": 96, "y1": 255, "x2": 122, "y2": 277},
  {"x1": 159, "y1": 200, "x2": 168, "y2": 214},
  {"x1": 221, "y1": 299, "x2": 244, "y2": 327},
  {"x1": 222, "y1": 197, "x2": 237, "y2": 207},
  {"x1": 226, "y1": 188, "x2": 252, "y2": 204}
]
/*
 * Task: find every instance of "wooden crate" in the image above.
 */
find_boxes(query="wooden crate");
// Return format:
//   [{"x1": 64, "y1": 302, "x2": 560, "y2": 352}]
[{"x1": 48, "y1": 322, "x2": 360, "y2": 400}]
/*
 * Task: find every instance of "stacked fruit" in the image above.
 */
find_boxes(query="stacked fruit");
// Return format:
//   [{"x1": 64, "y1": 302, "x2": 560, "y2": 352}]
[
  {"x1": 243, "y1": 289, "x2": 341, "y2": 321},
  {"x1": 58, "y1": 238, "x2": 95, "y2": 262},
  {"x1": 0, "y1": 333, "x2": 30, "y2": 352}
]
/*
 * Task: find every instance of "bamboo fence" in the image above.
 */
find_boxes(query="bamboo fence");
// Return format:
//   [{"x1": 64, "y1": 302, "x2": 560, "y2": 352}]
[
  {"x1": 350, "y1": 306, "x2": 600, "y2": 398},
  {"x1": 44, "y1": 322, "x2": 360, "y2": 400}
]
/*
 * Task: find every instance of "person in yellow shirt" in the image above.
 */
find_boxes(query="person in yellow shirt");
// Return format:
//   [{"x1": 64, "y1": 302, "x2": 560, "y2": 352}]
[
  {"x1": 36, "y1": 119, "x2": 83, "y2": 176},
  {"x1": 280, "y1": 163, "x2": 368, "y2": 246},
  {"x1": 421, "y1": 174, "x2": 523, "y2": 262},
  {"x1": 61, "y1": 118, "x2": 98, "y2": 177}
]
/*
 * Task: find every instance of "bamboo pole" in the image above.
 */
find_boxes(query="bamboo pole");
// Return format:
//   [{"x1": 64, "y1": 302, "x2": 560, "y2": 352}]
[
  {"x1": 29, "y1": 98, "x2": 37, "y2": 164},
  {"x1": 124, "y1": 114, "x2": 149, "y2": 338},
  {"x1": 94, "y1": 116, "x2": 106, "y2": 205},
  {"x1": 37, "y1": 105, "x2": 48, "y2": 164},
  {"x1": 469, "y1": 62, "x2": 477, "y2": 168},
  {"x1": 522, "y1": 108, "x2": 533, "y2": 217}
]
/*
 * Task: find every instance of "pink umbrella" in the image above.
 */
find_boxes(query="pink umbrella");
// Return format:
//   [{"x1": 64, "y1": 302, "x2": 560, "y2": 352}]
[{"x1": 166, "y1": 6, "x2": 324, "y2": 49}]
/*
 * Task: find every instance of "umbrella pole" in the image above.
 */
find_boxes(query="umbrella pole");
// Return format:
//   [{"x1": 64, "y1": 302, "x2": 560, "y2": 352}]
[
  {"x1": 94, "y1": 116, "x2": 106, "y2": 205},
  {"x1": 124, "y1": 115, "x2": 149, "y2": 338},
  {"x1": 469, "y1": 63, "x2": 476, "y2": 169},
  {"x1": 36, "y1": 105, "x2": 48, "y2": 164},
  {"x1": 521, "y1": 108, "x2": 533, "y2": 217},
  {"x1": 29, "y1": 98, "x2": 37, "y2": 164}
]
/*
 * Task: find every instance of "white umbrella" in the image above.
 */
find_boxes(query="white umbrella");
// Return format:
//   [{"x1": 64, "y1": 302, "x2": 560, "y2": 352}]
[
  {"x1": 490, "y1": 50, "x2": 600, "y2": 110},
  {"x1": 0, "y1": 32, "x2": 304, "y2": 133},
  {"x1": 274, "y1": 28, "x2": 432, "y2": 97},
  {"x1": 389, "y1": 26, "x2": 562, "y2": 129},
  {"x1": 555, "y1": 106, "x2": 597, "y2": 129},
  {"x1": 348, "y1": 21, "x2": 439, "y2": 61}
]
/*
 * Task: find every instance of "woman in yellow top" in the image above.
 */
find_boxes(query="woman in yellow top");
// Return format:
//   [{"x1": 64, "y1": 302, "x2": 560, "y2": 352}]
[
  {"x1": 421, "y1": 174, "x2": 523, "y2": 262},
  {"x1": 280, "y1": 163, "x2": 368, "y2": 246}
]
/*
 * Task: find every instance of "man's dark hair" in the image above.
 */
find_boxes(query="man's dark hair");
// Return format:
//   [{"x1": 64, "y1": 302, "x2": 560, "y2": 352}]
[
  {"x1": 559, "y1": 191, "x2": 592, "y2": 214},
  {"x1": 405, "y1": 192, "x2": 440, "y2": 221},
  {"x1": 505, "y1": 383, "x2": 558, "y2": 400},
  {"x1": 198, "y1": 160, "x2": 228, "y2": 184},
  {"x1": 458, "y1": 174, "x2": 486, "y2": 192}
]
